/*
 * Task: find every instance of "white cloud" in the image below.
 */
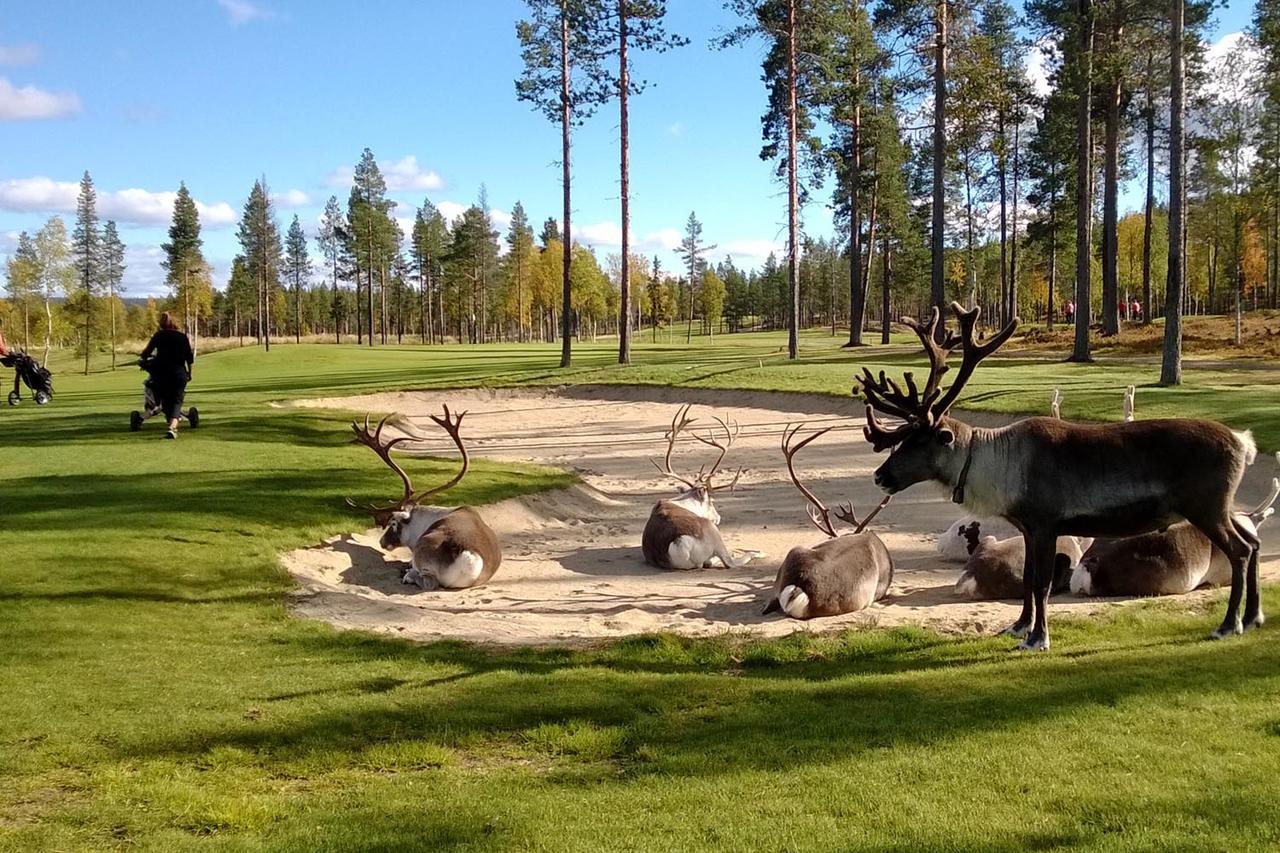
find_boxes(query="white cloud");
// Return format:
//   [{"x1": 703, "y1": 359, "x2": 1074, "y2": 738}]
[
  {"x1": 490, "y1": 207, "x2": 512, "y2": 231},
  {"x1": 717, "y1": 239, "x2": 785, "y2": 265},
  {"x1": 0, "y1": 176, "x2": 236, "y2": 228},
  {"x1": 636, "y1": 228, "x2": 682, "y2": 253},
  {"x1": 383, "y1": 155, "x2": 444, "y2": 192},
  {"x1": 0, "y1": 77, "x2": 80, "y2": 120},
  {"x1": 436, "y1": 200, "x2": 468, "y2": 223},
  {"x1": 574, "y1": 220, "x2": 624, "y2": 247},
  {"x1": 217, "y1": 0, "x2": 274, "y2": 26},
  {"x1": 271, "y1": 188, "x2": 310, "y2": 208},
  {"x1": 0, "y1": 44, "x2": 40, "y2": 66},
  {"x1": 325, "y1": 154, "x2": 444, "y2": 193},
  {"x1": 667, "y1": 121, "x2": 685, "y2": 137}
]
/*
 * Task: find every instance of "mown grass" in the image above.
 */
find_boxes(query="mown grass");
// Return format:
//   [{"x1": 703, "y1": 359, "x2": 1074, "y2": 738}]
[{"x1": 2, "y1": 332, "x2": 1279, "y2": 851}]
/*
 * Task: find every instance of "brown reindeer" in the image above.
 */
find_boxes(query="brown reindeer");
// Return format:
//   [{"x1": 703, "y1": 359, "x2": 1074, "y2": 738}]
[
  {"x1": 860, "y1": 302, "x2": 1261, "y2": 650},
  {"x1": 762, "y1": 424, "x2": 893, "y2": 618},
  {"x1": 641, "y1": 405, "x2": 744, "y2": 570},
  {"x1": 953, "y1": 522, "x2": 1092, "y2": 600},
  {"x1": 1072, "y1": 476, "x2": 1279, "y2": 598},
  {"x1": 346, "y1": 406, "x2": 501, "y2": 590}
]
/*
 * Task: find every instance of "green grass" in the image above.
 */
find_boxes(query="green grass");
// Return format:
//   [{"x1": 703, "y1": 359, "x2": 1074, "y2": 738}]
[{"x1": 2, "y1": 333, "x2": 1279, "y2": 851}]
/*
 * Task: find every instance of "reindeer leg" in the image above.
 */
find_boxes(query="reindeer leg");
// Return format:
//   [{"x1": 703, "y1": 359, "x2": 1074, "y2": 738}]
[
  {"x1": 1017, "y1": 533, "x2": 1057, "y2": 652},
  {"x1": 708, "y1": 526, "x2": 737, "y2": 569},
  {"x1": 1203, "y1": 519, "x2": 1251, "y2": 639},
  {"x1": 1230, "y1": 514, "x2": 1265, "y2": 630},
  {"x1": 1001, "y1": 544, "x2": 1035, "y2": 639}
]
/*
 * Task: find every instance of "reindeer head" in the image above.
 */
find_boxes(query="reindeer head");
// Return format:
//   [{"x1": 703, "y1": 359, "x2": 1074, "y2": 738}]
[
  {"x1": 859, "y1": 302, "x2": 1017, "y2": 495},
  {"x1": 651, "y1": 404, "x2": 743, "y2": 524},
  {"x1": 782, "y1": 423, "x2": 890, "y2": 537},
  {"x1": 345, "y1": 405, "x2": 470, "y2": 549}
]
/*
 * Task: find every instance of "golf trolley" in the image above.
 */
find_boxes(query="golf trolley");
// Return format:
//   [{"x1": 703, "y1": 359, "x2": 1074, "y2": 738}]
[
  {"x1": 130, "y1": 357, "x2": 198, "y2": 432},
  {"x1": 3, "y1": 349, "x2": 53, "y2": 406}
]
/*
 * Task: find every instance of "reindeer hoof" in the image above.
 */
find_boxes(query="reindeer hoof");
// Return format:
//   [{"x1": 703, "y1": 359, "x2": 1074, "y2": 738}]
[
  {"x1": 1244, "y1": 612, "x2": 1266, "y2": 631},
  {"x1": 1000, "y1": 622, "x2": 1030, "y2": 639},
  {"x1": 1210, "y1": 620, "x2": 1244, "y2": 640},
  {"x1": 1015, "y1": 635, "x2": 1050, "y2": 652}
]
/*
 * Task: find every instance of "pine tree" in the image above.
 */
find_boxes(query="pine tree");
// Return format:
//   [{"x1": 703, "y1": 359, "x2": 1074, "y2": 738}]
[
  {"x1": 284, "y1": 215, "x2": 311, "y2": 343},
  {"x1": 161, "y1": 182, "x2": 207, "y2": 336},
  {"x1": 101, "y1": 221, "x2": 126, "y2": 369},
  {"x1": 592, "y1": 0, "x2": 686, "y2": 363},
  {"x1": 540, "y1": 217, "x2": 562, "y2": 247},
  {"x1": 71, "y1": 171, "x2": 100, "y2": 374},
  {"x1": 317, "y1": 195, "x2": 347, "y2": 343},
  {"x1": 721, "y1": 0, "x2": 829, "y2": 359},
  {"x1": 237, "y1": 180, "x2": 283, "y2": 351},
  {"x1": 348, "y1": 149, "x2": 396, "y2": 345},
  {"x1": 516, "y1": 0, "x2": 610, "y2": 367},
  {"x1": 411, "y1": 199, "x2": 450, "y2": 343},
  {"x1": 678, "y1": 211, "x2": 715, "y2": 343},
  {"x1": 504, "y1": 201, "x2": 537, "y2": 341}
]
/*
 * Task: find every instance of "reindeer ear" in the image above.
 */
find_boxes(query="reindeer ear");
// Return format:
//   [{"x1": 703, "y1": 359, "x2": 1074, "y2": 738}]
[{"x1": 937, "y1": 427, "x2": 955, "y2": 446}]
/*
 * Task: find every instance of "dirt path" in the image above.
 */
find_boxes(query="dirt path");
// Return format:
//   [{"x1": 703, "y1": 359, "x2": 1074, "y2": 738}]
[{"x1": 282, "y1": 386, "x2": 1280, "y2": 646}]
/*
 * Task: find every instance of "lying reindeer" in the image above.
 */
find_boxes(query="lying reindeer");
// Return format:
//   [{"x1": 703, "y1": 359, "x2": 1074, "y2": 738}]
[
  {"x1": 642, "y1": 404, "x2": 743, "y2": 570},
  {"x1": 937, "y1": 515, "x2": 1019, "y2": 563},
  {"x1": 762, "y1": 424, "x2": 893, "y2": 619},
  {"x1": 954, "y1": 523, "x2": 1092, "y2": 600},
  {"x1": 861, "y1": 302, "x2": 1262, "y2": 650},
  {"x1": 1072, "y1": 475, "x2": 1279, "y2": 598},
  {"x1": 345, "y1": 406, "x2": 501, "y2": 590}
]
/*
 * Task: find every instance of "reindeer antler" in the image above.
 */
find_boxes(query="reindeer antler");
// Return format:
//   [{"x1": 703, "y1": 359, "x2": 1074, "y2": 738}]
[
  {"x1": 857, "y1": 302, "x2": 1017, "y2": 450},
  {"x1": 782, "y1": 423, "x2": 839, "y2": 537},
  {"x1": 651, "y1": 403, "x2": 701, "y2": 489},
  {"x1": 782, "y1": 423, "x2": 890, "y2": 538},
  {"x1": 694, "y1": 415, "x2": 743, "y2": 492},
  {"x1": 410, "y1": 404, "x2": 470, "y2": 501},
  {"x1": 345, "y1": 413, "x2": 417, "y2": 517},
  {"x1": 345, "y1": 405, "x2": 471, "y2": 520}
]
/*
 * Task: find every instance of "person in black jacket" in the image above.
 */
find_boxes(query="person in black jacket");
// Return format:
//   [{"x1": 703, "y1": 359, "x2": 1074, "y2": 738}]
[{"x1": 140, "y1": 312, "x2": 194, "y2": 439}]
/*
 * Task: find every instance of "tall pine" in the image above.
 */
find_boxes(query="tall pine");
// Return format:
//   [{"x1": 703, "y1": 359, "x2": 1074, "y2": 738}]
[{"x1": 71, "y1": 171, "x2": 100, "y2": 374}]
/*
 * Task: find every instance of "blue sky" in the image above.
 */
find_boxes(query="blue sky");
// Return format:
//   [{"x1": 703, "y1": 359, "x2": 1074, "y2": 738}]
[{"x1": 0, "y1": 0, "x2": 1255, "y2": 297}]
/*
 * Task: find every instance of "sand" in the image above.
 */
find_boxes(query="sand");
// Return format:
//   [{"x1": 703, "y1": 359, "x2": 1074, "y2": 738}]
[{"x1": 281, "y1": 386, "x2": 1280, "y2": 646}]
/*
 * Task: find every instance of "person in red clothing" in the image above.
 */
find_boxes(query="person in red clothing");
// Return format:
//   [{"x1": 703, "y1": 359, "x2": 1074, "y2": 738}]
[{"x1": 0, "y1": 322, "x2": 8, "y2": 357}]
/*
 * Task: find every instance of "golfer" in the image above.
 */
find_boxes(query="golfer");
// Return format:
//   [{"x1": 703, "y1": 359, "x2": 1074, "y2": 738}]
[{"x1": 140, "y1": 313, "x2": 194, "y2": 439}]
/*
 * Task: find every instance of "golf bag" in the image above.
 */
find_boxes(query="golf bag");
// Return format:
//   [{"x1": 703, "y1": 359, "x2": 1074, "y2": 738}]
[{"x1": 3, "y1": 349, "x2": 53, "y2": 406}]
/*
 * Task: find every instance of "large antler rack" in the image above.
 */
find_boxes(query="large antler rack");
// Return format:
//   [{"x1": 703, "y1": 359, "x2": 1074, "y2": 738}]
[
  {"x1": 651, "y1": 404, "x2": 744, "y2": 493},
  {"x1": 345, "y1": 404, "x2": 471, "y2": 522},
  {"x1": 782, "y1": 423, "x2": 891, "y2": 538},
  {"x1": 857, "y1": 302, "x2": 1017, "y2": 451}
]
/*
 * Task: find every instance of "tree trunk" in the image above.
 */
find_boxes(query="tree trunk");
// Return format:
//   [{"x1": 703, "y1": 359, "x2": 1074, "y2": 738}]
[
  {"x1": 1011, "y1": 118, "x2": 1020, "y2": 321},
  {"x1": 965, "y1": 162, "x2": 976, "y2": 309},
  {"x1": 1071, "y1": 0, "x2": 1094, "y2": 363},
  {"x1": 618, "y1": 0, "x2": 632, "y2": 364},
  {"x1": 559, "y1": 2, "x2": 574, "y2": 368},
  {"x1": 998, "y1": 110, "x2": 1009, "y2": 324},
  {"x1": 1160, "y1": 0, "x2": 1184, "y2": 385},
  {"x1": 930, "y1": 0, "x2": 948, "y2": 333},
  {"x1": 786, "y1": 0, "x2": 800, "y2": 359},
  {"x1": 1048, "y1": 184, "x2": 1058, "y2": 331},
  {"x1": 1142, "y1": 55, "x2": 1155, "y2": 325},
  {"x1": 880, "y1": 236, "x2": 892, "y2": 344},
  {"x1": 845, "y1": 67, "x2": 863, "y2": 348},
  {"x1": 1102, "y1": 72, "x2": 1122, "y2": 335}
]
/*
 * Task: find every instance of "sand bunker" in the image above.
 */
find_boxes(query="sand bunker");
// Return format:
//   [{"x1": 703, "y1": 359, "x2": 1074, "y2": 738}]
[{"x1": 282, "y1": 386, "x2": 1280, "y2": 645}]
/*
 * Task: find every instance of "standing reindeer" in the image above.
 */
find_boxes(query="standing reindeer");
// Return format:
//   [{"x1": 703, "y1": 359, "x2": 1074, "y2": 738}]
[
  {"x1": 345, "y1": 406, "x2": 502, "y2": 590},
  {"x1": 860, "y1": 302, "x2": 1261, "y2": 650},
  {"x1": 762, "y1": 424, "x2": 893, "y2": 619},
  {"x1": 642, "y1": 404, "x2": 743, "y2": 570}
]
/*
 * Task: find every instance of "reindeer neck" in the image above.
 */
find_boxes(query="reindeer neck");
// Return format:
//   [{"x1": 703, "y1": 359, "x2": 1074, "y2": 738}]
[{"x1": 938, "y1": 417, "x2": 1008, "y2": 516}]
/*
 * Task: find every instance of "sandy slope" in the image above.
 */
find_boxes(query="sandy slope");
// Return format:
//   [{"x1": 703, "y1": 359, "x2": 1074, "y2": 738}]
[{"x1": 281, "y1": 386, "x2": 1280, "y2": 645}]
